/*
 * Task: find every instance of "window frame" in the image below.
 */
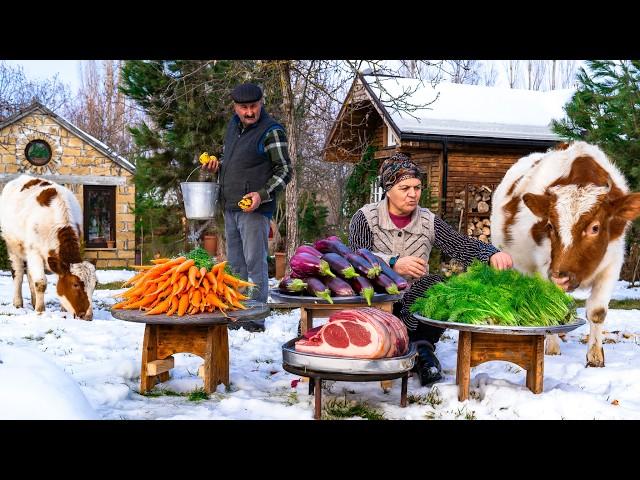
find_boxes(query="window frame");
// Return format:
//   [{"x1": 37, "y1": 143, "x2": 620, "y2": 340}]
[
  {"x1": 24, "y1": 140, "x2": 53, "y2": 166},
  {"x1": 83, "y1": 185, "x2": 116, "y2": 249}
]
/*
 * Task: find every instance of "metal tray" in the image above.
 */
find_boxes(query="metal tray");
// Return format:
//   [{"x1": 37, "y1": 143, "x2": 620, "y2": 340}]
[
  {"x1": 413, "y1": 314, "x2": 586, "y2": 335},
  {"x1": 282, "y1": 338, "x2": 416, "y2": 374},
  {"x1": 270, "y1": 289, "x2": 402, "y2": 305}
]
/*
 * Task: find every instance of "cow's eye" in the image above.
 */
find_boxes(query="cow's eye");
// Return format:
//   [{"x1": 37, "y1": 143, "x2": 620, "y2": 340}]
[{"x1": 591, "y1": 224, "x2": 599, "y2": 234}]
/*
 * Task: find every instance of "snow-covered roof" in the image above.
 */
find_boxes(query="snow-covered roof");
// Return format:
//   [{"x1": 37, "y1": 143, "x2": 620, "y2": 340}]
[{"x1": 362, "y1": 74, "x2": 575, "y2": 142}]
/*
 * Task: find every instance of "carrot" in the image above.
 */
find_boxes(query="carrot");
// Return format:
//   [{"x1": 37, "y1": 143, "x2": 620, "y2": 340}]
[
  {"x1": 192, "y1": 289, "x2": 202, "y2": 307},
  {"x1": 205, "y1": 272, "x2": 217, "y2": 292},
  {"x1": 176, "y1": 275, "x2": 189, "y2": 294},
  {"x1": 211, "y1": 261, "x2": 227, "y2": 274},
  {"x1": 177, "y1": 294, "x2": 190, "y2": 316},
  {"x1": 188, "y1": 265, "x2": 199, "y2": 287},
  {"x1": 145, "y1": 297, "x2": 172, "y2": 315},
  {"x1": 151, "y1": 258, "x2": 171, "y2": 264},
  {"x1": 122, "y1": 271, "x2": 146, "y2": 287},
  {"x1": 130, "y1": 265, "x2": 154, "y2": 270},
  {"x1": 196, "y1": 267, "x2": 207, "y2": 287},
  {"x1": 171, "y1": 258, "x2": 195, "y2": 283},
  {"x1": 123, "y1": 295, "x2": 157, "y2": 310},
  {"x1": 202, "y1": 277, "x2": 210, "y2": 295},
  {"x1": 223, "y1": 274, "x2": 256, "y2": 288},
  {"x1": 166, "y1": 296, "x2": 179, "y2": 316}
]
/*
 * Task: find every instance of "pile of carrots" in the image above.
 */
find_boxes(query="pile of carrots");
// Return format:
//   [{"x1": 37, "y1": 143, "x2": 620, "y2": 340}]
[{"x1": 112, "y1": 257, "x2": 255, "y2": 316}]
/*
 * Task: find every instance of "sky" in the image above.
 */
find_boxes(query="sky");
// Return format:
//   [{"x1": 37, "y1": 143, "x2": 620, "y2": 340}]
[{"x1": 5, "y1": 60, "x2": 83, "y2": 93}]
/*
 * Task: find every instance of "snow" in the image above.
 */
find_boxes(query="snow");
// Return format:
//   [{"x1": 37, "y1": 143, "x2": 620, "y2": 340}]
[
  {"x1": 363, "y1": 75, "x2": 575, "y2": 141},
  {"x1": 1, "y1": 268, "x2": 639, "y2": 420}
]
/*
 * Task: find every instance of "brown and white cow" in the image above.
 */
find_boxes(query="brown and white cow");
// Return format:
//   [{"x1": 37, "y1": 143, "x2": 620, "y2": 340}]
[
  {"x1": 491, "y1": 141, "x2": 640, "y2": 367},
  {"x1": 0, "y1": 175, "x2": 96, "y2": 320}
]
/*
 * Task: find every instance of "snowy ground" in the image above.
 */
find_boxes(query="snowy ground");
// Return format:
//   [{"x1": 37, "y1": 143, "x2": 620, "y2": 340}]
[{"x1": 1, "y1": 269, "x2": 639, "y2": 420}]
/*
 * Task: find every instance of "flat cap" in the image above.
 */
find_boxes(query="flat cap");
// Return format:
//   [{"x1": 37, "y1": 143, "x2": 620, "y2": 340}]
[{"x1": 231, "y1": 83, "x2": 263, "y2": 103}]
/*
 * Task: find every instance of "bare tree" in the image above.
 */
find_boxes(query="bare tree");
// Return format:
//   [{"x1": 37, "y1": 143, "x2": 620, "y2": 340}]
[
  {"x1": 479, "y1": 61, "x2": 499, "y2": 86},
  {"x1": 65, "y1": 60, "x2": 141, "y2": 157},
  {"x1": 503, "y1": 60, "x2": 523, "y2": 88},
  {"x1": 445, "y1": 60, "x2": 481, "y2": 84},
  {"x1": 558, "y1": 60, "x2": 579, "y2": 88},
  {"x1": 0, "y1": 61, "x2": 72, "y2": 120},
  {"x1": 526, "y1": 60, "x2": 547, "y2": 91}
]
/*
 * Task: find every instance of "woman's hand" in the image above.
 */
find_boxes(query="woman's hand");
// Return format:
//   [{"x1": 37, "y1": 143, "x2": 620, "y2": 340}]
[
  {"x1": 489, "y1": 252, "x2": 513, "y2": 270},
  {"x1": 394, "y1": 256, "x2": 428, "y2": 278}
]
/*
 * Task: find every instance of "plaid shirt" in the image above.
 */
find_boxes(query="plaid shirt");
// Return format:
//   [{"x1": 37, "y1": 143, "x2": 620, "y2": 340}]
[{"x1": 258, "y1": 127, "x2": 292, "y2": 203}]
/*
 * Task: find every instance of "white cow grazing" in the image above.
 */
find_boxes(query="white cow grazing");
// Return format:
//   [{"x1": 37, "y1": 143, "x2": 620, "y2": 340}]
[
  {"x1": 491, "y1": 142, "x2": 640, "y2": 367},
  {"x1": 0, "y1": 175, "x2": 96, "y2": 320}
]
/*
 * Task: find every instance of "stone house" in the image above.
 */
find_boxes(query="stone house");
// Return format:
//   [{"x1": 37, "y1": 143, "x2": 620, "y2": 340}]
[{"x1": 0, "y1": 102, "x2": 136, "y2": 268}]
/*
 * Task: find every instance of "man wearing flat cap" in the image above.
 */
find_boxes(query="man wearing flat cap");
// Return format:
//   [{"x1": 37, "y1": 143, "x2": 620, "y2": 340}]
[{"x1": 203, "y1": 83, "x2": 292, "y2": 329}]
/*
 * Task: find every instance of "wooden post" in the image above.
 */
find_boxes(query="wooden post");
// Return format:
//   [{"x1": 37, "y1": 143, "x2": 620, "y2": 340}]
[
  {"x1": 203, "y1": 325, "x2": 229, "y2": 393},
  {"x1": 140, "y1": 324, "x2": 158, "y2": 394},
  {"x1": 314, "y1": 378, "x2": 322, "y2": 420},
  {"x1": 526, "y1": 335, "x2": 545, "y2": 393},
  {"x1": 400, "y1": 374, "x2": 408, "y2": 408},
  {"x1": 457, "y1": 331, "x2": 472, "y2": 401}
]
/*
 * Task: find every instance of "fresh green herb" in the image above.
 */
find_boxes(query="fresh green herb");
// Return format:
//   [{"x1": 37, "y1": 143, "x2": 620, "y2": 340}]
[
  {"x1": 410, "y1": 260, "x2": 576, "y2": 326},
  {"x1": 180, "y1": 247, "x2": 215, "y2": 270}
]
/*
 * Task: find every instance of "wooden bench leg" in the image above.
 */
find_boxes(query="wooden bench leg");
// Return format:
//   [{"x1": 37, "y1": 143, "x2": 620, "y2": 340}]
[
  {"x1": 308, "y1": 377, "x2": 315, "y2": 395},
  {"x1": 300, "y1": 307, "x2": 312, "y2": 335},
  {"x1": 314, "y1": 378, "x2": 322, "y2": 420},
  {"x1": 203, "y1": 325, "x2": 229, "y2": 394},
  {"x1": 400, "y1": 374, "x2": 408, "y2": 407},
  {"x1": 140, "y1": 324, "x2": 158, "y2": 394},
  {"x1": 526, "y1": 335, "x2": 545, "y2": 394},
  {"x1": 457, "y1": 331, "x2": 472, "y2": 401}
]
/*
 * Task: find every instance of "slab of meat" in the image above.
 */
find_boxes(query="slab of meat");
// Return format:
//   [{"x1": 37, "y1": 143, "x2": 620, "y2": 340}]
[{"x1": 294, "y1": 308, "x2": 409, "y2": 359}]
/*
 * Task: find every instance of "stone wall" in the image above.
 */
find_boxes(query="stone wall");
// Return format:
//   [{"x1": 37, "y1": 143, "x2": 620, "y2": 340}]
[{"x1": 0, "y1": 112, "x2": 136, "y2": 268}]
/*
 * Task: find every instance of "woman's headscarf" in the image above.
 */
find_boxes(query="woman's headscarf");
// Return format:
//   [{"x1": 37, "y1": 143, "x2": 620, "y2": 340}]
[{"x1": 378, "y1": 152, "x2": 423, "y2": 192}]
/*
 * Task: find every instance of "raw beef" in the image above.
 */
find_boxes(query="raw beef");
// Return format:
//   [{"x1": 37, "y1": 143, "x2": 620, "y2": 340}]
[{"x1": 294, "y1": 308, "x2": 409, "y2": 359}]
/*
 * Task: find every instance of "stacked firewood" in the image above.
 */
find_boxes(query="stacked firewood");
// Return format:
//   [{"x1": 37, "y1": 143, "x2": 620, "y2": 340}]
[{"x1": 455, "y1": 185, "x2": 493, "y2": 244}]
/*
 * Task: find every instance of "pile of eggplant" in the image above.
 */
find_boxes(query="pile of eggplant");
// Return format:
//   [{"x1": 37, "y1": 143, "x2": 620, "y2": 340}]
[{"x1": 278, "y1": 236, "x2": 408, "y2": 305}]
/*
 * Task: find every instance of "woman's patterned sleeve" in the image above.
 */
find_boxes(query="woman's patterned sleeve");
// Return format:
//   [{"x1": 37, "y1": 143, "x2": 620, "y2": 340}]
[{"x1": 433, "y1": 215, "x2": 499, "y2": 268}]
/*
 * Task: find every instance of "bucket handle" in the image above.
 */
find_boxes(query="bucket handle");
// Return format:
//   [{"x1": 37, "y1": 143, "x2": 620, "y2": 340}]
[{"x1": 185, "y1": 164, "x2": 219, "y2": 183}]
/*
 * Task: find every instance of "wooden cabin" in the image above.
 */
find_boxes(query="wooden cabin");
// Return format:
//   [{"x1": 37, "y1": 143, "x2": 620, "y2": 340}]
[
  {"x1": 324, "y1": 73, "x2": 573, "y2": 241},
  {"x1": 0, "y1": 102, "x2": 136, "y2": 268}
]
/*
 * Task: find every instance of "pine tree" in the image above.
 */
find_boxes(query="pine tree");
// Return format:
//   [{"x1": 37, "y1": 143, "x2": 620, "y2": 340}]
[
  {"x1": 552, "y1": 60, "x2": 640, "y2": 190},
  {"x1": 120, "y1": 60, "x2": 237, "y2": 257}
]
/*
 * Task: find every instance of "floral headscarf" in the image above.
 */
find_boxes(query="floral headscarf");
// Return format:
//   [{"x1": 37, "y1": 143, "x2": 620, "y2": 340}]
[{"x1": 379, "y1": 153, "x2": 423, "y2": 192}]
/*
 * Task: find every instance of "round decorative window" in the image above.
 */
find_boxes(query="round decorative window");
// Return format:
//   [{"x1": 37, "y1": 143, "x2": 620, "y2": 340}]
[{"x1": 24, "y1": 140, "x2": 52, "y2": 166}]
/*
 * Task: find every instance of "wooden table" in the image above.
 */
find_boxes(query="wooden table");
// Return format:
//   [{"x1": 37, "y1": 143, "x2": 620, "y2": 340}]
[
  {"x1": 414, "y1": 316, "x2": 586, "y2": 402},
  {"x1": 111, "y1": 302, "x2": 270, "y2": 394}
]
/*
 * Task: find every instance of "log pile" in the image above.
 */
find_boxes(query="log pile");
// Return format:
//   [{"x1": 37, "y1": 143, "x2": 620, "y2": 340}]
[{"x1": 455, "y1": 184, "x2": 493, "y2": 244}]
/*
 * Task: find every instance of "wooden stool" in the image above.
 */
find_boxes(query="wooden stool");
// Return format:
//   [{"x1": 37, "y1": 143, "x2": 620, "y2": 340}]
[
  {"x1": 111, "y1": 302, "x2": 270, "y2": 395},
  {"x1": 456, "y1": 331, "x2": 544, "y2": 401}
]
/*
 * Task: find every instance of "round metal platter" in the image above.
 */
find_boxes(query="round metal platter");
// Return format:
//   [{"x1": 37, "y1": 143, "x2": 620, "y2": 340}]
[
  {"x1": 110, "y1": 301, "x2": 270, "y2": 325},
  {"x1": 270, "y1": 289, "x2": 402, "y2": 305},
  {"x1": 413, "y1": 314, "x2": 586, "y2": 335},
  {"x1": 282, "y1": 338, "x2": 416, "y2": 374}
]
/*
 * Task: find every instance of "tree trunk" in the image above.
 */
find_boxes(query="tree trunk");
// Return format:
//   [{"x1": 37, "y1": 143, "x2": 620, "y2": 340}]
[{"x1": 278, "y1": 61, "x2": 299, "y2": 267}]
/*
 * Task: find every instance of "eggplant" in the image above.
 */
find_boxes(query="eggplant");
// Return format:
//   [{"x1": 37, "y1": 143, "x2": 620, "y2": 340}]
[
  {"x1": 294, "y1": 245, "x2": 323, "y2": 258},
  {"x1": 345, "y1": 252, "x2": 382, "y2": 279},
  {"x1": 321, "y1": 252, "x2": 359, "y2": 279},
  {"x1": 290, "y1": 252, "x2": 336, "y2": 278},
  {"x1": 373, "y1": 255, "x2": 409, "y2": 290},
  {"x1": 322, "y1": 276, "x2": 355, "y2": 297},
  {"x1": 278, "y1": 276, "x2": 307, "y2": 294},
  {"x1": 349, "y1": 276, "x2": 375, "y2": 306},
  {"x1": 313, "y1": 238, "x2": 353, "y2": 257},
  {"x1": 371, "y1": 273, "x2": 400, "y2": 295},
  {"x1": 356, "y1": 248, "x2": 381, "y2": 270},
  {"x1": 304, "y1": 277, "x2": 334, "y2": 304}
]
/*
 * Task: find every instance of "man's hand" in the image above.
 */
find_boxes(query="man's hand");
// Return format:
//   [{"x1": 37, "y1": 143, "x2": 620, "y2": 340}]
[
  {"x1": 393, "y1": 256, "x2": 428, "y2": 278},
  {"x1": 201, "y1": 156, "x2": 219, "y2": 173},
  {"x1": 489, "y1": 251, "x2": 513, "y2": 270},
  {"x1": 241, "y1": 192, "x2": 262, "y2": 212}
]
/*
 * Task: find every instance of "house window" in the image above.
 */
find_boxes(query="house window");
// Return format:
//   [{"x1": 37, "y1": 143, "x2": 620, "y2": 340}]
[
  {"x1": 386, "y1": 126, "x2": 396, "y2": 147},
  {"x1": 24, "y1": 140, "x2": 52, "y2": 166},
  {"x1": 84, "y1": 186, "x2": 116, "y2": 248},
  {"x1": 370, "y1": 176, "x2": 384, "y2": 203}
]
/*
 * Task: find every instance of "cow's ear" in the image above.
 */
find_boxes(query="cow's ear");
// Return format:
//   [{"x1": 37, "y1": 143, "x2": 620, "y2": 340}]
[
  {"x1": 47, "y1": 256, "x2": 69, "y2": 274},
  {"x1": 522, "y1": 193, "x2": 550, "y2": 218},
  {"x1": 612, "y1": 192, "x2": 640, "y2": 222}
]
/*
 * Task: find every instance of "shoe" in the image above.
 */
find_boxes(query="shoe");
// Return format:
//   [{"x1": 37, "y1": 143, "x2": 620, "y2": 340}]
[{"x1": 414, "y1": 340, "x2": 443, "y2": 386}]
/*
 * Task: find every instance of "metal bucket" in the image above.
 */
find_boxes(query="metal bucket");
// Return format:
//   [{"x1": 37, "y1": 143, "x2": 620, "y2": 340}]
[{"x1": 181, "y1": 165, "x2": 220, "y2": 220}]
